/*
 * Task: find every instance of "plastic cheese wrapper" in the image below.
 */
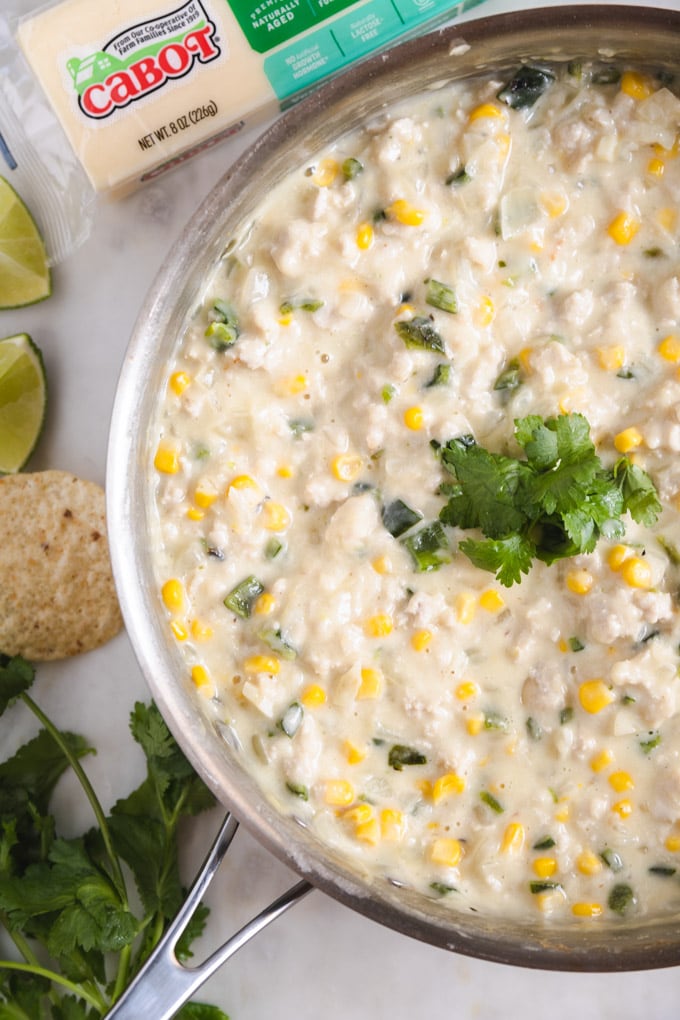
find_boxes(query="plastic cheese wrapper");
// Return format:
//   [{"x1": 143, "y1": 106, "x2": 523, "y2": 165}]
[
  {"x1": 11, "y1": 0, "x2": 489, "y2": 211},
  {"x1": 0, "y1": 12, "x2": 95, "y2": 265}
]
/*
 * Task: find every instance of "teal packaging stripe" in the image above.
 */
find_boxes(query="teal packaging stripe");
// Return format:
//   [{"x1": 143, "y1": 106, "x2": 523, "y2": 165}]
[{"x1": 263, "y1": 0, "x2": 488, "y2": 102}]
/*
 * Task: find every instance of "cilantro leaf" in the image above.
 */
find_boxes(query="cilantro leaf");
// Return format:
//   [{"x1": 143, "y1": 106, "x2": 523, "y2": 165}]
[
  {"x1": 0, "y1": 669, "x2": 222, "y2": 1018},
  {"x1": 439, "y1": 439, "x2": 530, "y2": 537},
  {"x1": 437, "y1": 413, "x2": 661, "y2": 585},
  {"x1": 459, "y1": 534, "x2": 535, "y2": 586},
  {"x1": 614, "y1": 457, "x2": 663, "y2": 527},
  {"x1": 178, "y1": 1005, "x2": 230, "y2": 1019},
  {"x1": 0, "y1": 654, "x2": 35, "y2": 715}
]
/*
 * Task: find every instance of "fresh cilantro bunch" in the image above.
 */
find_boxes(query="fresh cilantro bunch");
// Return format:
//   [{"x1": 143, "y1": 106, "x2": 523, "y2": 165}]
[
  {"x1": 0, "y1": 654, "x2": 228, "y2": 1020},
  {"x1": 438, "y1": 412, "x2": 661, "y2": 586}
]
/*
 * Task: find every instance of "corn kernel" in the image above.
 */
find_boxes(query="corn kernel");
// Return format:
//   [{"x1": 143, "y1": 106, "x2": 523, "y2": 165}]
[
  {"x1": 607, "y1": 210, "x2": 640, "y2": 245},
  {"x1": 654, "y1": 137, "x2": 680, "y2": 159},
  {"x1": 554, "y1": 804, "x2": 570, "y2": 823},
  {"x1": 456, "y1": 592, "x2": 476, "y2": 624},
  {"x1": 609, "y1": 770, "x2": 634, "y2": 793},
  {"x1": 371, "y1": 554, "x2": 392, "y2": 575},
  {"x1": 355, "y1": 817, "x2": 380, "y2": 845},
  {"x1": 277, "y1": 463, "x2": 294, "y2": 479},
  {"x1": 254, "y1": 592, "x2": 276, "y2": 615},
  {"x1": 190, "y1": 619, "x2": 214, "y2": 641},
  {"x1": 261, "y1": 501, "x2": 291, "y2": 532},
  {"x1": 312, "y1": 157, "x2": 339, "y2": 187},
  {"x1": 607, "y1": 544, "x2": 631, "y2": 571},
  {"x1": 579, "y1": 679, "x2": 615, "y2": 714},
  {"x1": 621, "y1": 556, "x2": 652, "y2": 589},
  {"x1": 228, "y1": 474, "x2": 258, "y2": 491},
  {"x1": 429, "y1": 837, "x2": 463, "y2": 868},
  {"x1": 479, "y1": 589, "x2": 505, "y2": 613},
  {"x1": 154, "y1": 444, "x2": 180, "y2": 474},
  {"x1": 612, "y1": 798, "x2": 633, "y2": 819},
  {"x1": 324, "y1": 779, "x2": 355, "y2": 806},
  {"x1": 395, "y1": 302, "x2": 415, "y2": 318},
  {"x1": 518, "y1": 347, "x2": 533, "y2": 372},
  {"x1": 597, "y1": 345, "x2": 626, "y2": 371},
  {"x1": 558, "y1": 638, "x2": 569, "y2": 653},
  {"x1": 170, "y1": 619, "x2": 187, "y2": 641},
  {"x1": 364, "y1": 613, "x2": 393, "y2": 638},
  {"x1": 343, "y1": 802, "x2": 374, "y2": 826},
  {"x1": 665, "y1": 828, "x2": 680, "y2": 852},
  {"x1": 243, "y1": 655, "x2": 280, "y2": 675},
  {"x1": 381, "y1": 808, "x2": 406, "y2": 842},
  {"x1": 614, "y1": 427, "x2": 643, "y2": 454},
  {"x1": 357, "y1": 667, "x2": 383, "y2": 700},
  {"x1": 620, "y1": 70, "x2": 653, "y2": 100},
  {"x1": 647, "y1": 157, "x2": 666, "y2": 177},
  {"x1": 533, "y1": 857, "x2": 557, "y2": 879},
  {"x1": 658, "y1": 334, "x2": 680, "y2": 362},
  {"x1": 275, "y1": 374, "x2": 308, "y2": 396},
  {"x1": 194, "y1": 485, "x2": 218, "y2": 508},
  {"x1": 387, "y1": 199, "x2": 427, "y2": 226},
  {"x1": 466, "y1": 713, "x2": 485, "y2": 736},
  {"x1": 566, "y1": 569, "x2": 593, "y2": 595},
  {"x1": 540, "y1": 190, "x2": 568, "y2": 218},
  {"x1": 657, "y1": 206, "x2": 678, "y2": 232},
  {"x1": 191, "y1": 664, "x2": 211, "y2": 691},
  {"x1": 404, "y1": 406, "x2": 425, "y2": 430},
  {"x1": 169, "y1": 370, "x2": 191, "y2": 395},
  {"x1": 278, "y1": 312, "x2": 293, "y2": 327},
  {"x1": 344, "y1": 741, "x2": 367, "y2": 765},
  {"x1": 331, "y1": 453, "x2": 362, "y2": 482},
  {"x1": 474, "y1": 295, "x2": 495, "y2": 328},
  {"x1": 356, "y1": 222, "x2": 374, "y2": 250},
  {"x1": 468, "y1": 102, "x2": 504, "y2": 122},
  {"x1": 577, "y1": 850, "x2": 603, "y2": 876},
  {"x1": 186, "y1": 506, "x2": 205, "y2": 521},
  {"x1": 501, "y1": 822, "x2": 525, "y2": 854},
  {"x1": 161, "y1": 579, "x2": 185, "y2": 613},
  {"x1": 411, "y1": 629, "x2": 432, "y2": 652},
  {"x1": 455, "y1": 680, "x2": 478, "y2": 701},
  {"x1": 590, "y1": 748, "x2": 614, "y2": 773},
  {"x1": 572, "y1": 902, "x2": 603, "y2": 918},
  {"x1": 432, "y1": 773, "x2": 466, "y2": 802}
]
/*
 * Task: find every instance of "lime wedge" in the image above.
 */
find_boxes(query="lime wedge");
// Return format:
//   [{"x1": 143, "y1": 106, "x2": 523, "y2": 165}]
[
  {"x1": 0, "y1": 177, "x2": 51, "y2": 309},
  {"x1": 0, "y1": 333, "x2": 47, "y2": 473}
]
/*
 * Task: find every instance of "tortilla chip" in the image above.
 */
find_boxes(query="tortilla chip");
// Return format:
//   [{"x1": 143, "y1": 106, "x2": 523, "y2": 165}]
[{"x1": 0, "y1": 470, "x2": 123, "y2": 660}]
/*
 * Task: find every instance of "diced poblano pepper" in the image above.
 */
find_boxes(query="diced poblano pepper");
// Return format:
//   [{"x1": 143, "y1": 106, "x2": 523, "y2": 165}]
[
  {"x1": 497, "y1": 65, "x2": 555, "y2": 110},
  {"x1": 426, "y1": 278, "x2": 458, "y2": 314},
  {"x1": 382, "y1": 498, "x2": 423, "y2": 538},
  {"x1": 388, "y1": 744, "x2": 427, "y2": 770},
  {"x1": 394, "y1": 317, "x2": 445, "y2": 354},
  {"x1": 224, "y1": 575, "x2": 265, "y2": 618},
  {"x1": 205, "y1": 299, "x2": 240, "y2": 350}
]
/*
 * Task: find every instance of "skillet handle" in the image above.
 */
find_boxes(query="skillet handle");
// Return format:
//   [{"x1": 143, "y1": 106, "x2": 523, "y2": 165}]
[{"x1": 105, "y1": 813, "x2": 313, "y2": 1019}]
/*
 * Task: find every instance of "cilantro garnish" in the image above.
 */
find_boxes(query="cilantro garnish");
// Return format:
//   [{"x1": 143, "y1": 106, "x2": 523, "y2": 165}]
[
  {"x1": 0, "y1": 654, "x2": 228, "y2": 1019},
  {"x1": 437, "y1": 412, "x2": 661, "y2": 586}
]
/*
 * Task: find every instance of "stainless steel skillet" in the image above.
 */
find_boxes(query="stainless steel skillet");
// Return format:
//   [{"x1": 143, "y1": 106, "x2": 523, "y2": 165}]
[{"x1": 106, "y1": 7, "x2": 680, "y2": 1010}]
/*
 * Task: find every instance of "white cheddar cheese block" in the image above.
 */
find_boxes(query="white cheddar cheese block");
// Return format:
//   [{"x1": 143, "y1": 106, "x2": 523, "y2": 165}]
[{"x1": 18, "y1": 0, "x2": 483, "y2": 197}]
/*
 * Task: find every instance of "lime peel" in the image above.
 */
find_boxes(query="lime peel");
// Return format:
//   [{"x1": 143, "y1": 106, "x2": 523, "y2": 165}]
[
  {"x1": 0, "y1": 333, "x2": 47, "y2": 474},
  {"x1": 0, "y1": 176, "x2": 51, "y2": 309}
]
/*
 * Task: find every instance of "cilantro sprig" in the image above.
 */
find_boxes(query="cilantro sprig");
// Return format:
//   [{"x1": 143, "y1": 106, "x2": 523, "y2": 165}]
[
  {"x1": 437, "y1": 412, "x2": 661, "y2": 586},
  {"x1": 0, "y1": 654, "x2": 228, "y2": 1019}
]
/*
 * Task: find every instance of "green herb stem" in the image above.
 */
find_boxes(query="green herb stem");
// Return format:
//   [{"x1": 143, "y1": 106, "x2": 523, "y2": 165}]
[
  {"x1": 20, "y1": 691, "x2": 128, "y2": 906},
  {"x1": 0, "y1": 960, "x2": 104, "y2": 1012}
]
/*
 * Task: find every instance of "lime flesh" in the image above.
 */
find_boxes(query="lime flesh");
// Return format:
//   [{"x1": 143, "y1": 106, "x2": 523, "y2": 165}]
[
  {"x1": 0, "y1": 177, "x2": 51, "y2": 309},
  {"x1": 0, "y1": 333, "x2": 47, "y2": 473}
]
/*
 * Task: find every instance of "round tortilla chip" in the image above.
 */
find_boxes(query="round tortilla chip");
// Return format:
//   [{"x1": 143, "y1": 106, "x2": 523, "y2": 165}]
[{"x1": 0, "y1": 470, "x2": 123, "y2": 660}]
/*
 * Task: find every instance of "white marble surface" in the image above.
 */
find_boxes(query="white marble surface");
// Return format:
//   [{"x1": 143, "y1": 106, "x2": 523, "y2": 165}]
[{"x1": 3, "y1": 1, "x2": 680, "y2": 1016}]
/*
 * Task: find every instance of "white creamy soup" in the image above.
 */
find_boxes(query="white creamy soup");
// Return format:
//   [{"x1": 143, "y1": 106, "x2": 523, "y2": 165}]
[{"x1": 151, "y1": 60, "x2": 680, "y2": 922}]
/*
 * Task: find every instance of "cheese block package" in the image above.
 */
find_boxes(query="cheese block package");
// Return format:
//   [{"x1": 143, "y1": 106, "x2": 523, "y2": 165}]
[{"x1": 16, "y1": 0, "x2": 489, "y2": 198}]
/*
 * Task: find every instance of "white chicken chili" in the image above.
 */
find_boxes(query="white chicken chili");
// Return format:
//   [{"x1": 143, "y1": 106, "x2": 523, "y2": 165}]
[{"x1": 151, "y1": 61, "x2": 680, "y2": 922}]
